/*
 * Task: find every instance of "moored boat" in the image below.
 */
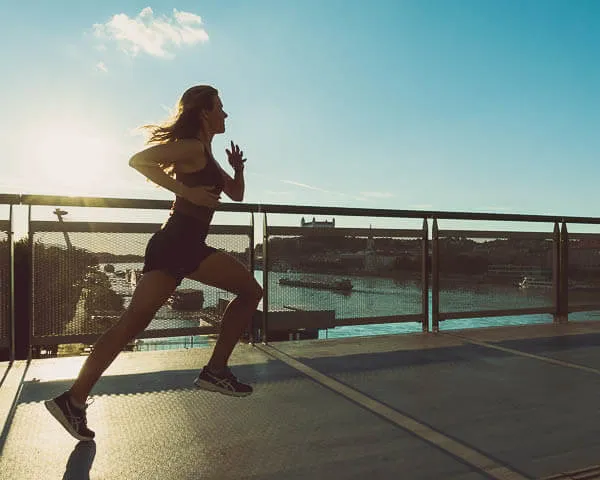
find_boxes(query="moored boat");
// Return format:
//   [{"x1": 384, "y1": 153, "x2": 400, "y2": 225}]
[{"x1": 278, "y1": 277, "x2": 353, "y2": 292}]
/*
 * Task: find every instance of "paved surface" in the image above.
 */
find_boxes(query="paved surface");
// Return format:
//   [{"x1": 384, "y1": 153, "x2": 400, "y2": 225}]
[{"x1": 1, "y1": 321, "x2": 600, "y2": 479}]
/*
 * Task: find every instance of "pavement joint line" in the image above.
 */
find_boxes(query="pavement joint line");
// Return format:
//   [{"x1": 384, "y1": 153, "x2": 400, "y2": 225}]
[
  {"x1": 445, "y1": 332, "x2": 600, "y2": 375},
  {"x1": 540, "y1": 463, "x2": 600, "y2": 479},
  {"x1": 0, "y1": 360, "x2": 29, "y2": 457},
  {"x1": 258, "y1": 343, "x2": 529, "y2": 480}
]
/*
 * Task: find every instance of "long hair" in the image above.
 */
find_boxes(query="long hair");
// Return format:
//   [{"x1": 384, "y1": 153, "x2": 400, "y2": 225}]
[{"x1": 142, "y1": 85, "x2": 219, "y2": 176}]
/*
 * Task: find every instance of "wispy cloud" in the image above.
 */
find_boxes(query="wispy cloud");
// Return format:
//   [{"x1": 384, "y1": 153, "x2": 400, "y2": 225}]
[
  {"x1": 264, "y1": 190, "x2": 294, "y2": 196},
  {"x1": 93, "y1": 7, "x2": 208, "y2": 58},
  {"x1": 95, "y1": 62, "x2": 108, "y2": 73},
  {"x1": 283, "y1": 180, "x2": 326, "y2": 192},
  {"x1": 283, "y1": 180, "x2": 366, "y2": 201},
  {"x1": 246, "y1": 172, "x2": 371, "y2": 202},
  {"x1": 360, "y1": 191, "x2": 395, "y2": 199}
]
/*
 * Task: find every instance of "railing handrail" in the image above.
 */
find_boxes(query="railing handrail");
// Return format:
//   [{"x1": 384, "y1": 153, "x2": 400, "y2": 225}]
[
  {"x1": 0, "y1": 194, "x2": 20, "y2": 205},
  {"x1": 11, "y1": 193, "x2": 600, "y2": 224},
  {"x1": 29, "y1": 220, "x2": 253, "y2": 234},
  {"x1": 2, "y1": 191, "x2": 600, "y2": 358}
]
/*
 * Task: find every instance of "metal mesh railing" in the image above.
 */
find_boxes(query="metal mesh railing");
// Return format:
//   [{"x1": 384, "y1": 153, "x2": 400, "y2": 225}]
[
  {"x1": 568, "y1": 234, "x2": 600, "y2": 312},
  {"x1": 428, "y1": 222, "x2": 562, "y2": 333},
  {"x1": 264, "y1": 224, "x2": 426, "y2": 335},
  {"x1": 438, "y1": 231, "x2": 556, "y2": 315},
  {"x1": 30, "y1": 221, "x2": 252, "y2": 344},
  {"x1": 10, "y1": 194, "x2": 600, "y2": 356},
  {"x1": 0, "y1": 224, "x2": 9, "y2": 347}
]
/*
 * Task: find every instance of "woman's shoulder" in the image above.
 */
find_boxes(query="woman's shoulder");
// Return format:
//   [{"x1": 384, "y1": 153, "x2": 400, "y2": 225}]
[{"x1": 172, "y1": 138, "x2": 210, "y2": 172}]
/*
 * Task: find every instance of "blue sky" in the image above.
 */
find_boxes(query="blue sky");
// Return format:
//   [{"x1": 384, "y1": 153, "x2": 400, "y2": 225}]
[{"x1": 1, "y1": 0, "x2": 598, "y2": 224}]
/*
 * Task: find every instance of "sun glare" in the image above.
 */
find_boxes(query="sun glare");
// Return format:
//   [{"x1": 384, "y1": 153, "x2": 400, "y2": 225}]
[{"x1": 25, "y1": 124, "x2": 118, "y2": 196}]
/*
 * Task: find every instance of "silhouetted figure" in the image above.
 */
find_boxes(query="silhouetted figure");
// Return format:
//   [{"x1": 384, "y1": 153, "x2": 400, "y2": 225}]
[{"x1": 45, "y1": 85, "x2": 262, "y2": 440}]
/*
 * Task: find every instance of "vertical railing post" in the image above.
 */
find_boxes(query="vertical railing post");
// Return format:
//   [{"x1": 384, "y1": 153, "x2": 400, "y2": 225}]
[
  {"x1": 262, "y1": 212, "x2": 269, "y2": 343},
  {"x1": 552, "y1": 222, "x2": 560, "y2": 323},
  {"x1": 248, "y1": 212, "x2": 256, "y2": 344},
  {"x1": 14, "y1": 205, "x2": 32, "y2": 360},
  {"x1": 421, "y1": 218, "x2": 429, "y2": 333},
  {"x1": 28, "y1": 205, "x2": 34, "y2": 358},
  {"x1": 9, "y1": 204, "x2": 15, "y2": 361},
  {"x1": 559, "y1": 221, "x2": 569, "y2": 324},
  {"x1": 431, "y1": 219, "x2": 440, "y2": 333}
]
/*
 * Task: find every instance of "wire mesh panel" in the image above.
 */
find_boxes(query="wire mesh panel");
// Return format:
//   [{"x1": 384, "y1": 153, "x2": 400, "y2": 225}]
[
  {"x1": 438, "y1": 230, "x2": 556, "y2": 319},
  {"x1": 568, "y1": 234, "x2": 600, "y2": 312},
  {"x1": 30, "y1": 222, "x2": 252, "y2": 344},
  {"x1": 0, "y1": 223, "x2": 9, "y2": 348},
  {"x1": 265, "y1": 225, "x2": 425, "y2": 337}
]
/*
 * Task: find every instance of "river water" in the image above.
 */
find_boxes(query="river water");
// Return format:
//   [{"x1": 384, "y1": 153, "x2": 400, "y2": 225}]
[{"x1": 104, "y1": 263, "x2": 600, "y2": 350}]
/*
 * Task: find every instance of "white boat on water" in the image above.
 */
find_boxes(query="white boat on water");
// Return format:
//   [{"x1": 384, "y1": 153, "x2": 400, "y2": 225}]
[
  {"x1": 128, "y1": 269, "x2": 141, "y2": 288},
  {"x1": 517, "y1": 276, "x2": 553, "y2": 289},
  {"x1": 517, "y1": 275, "x2": 600, "y2": 292}
]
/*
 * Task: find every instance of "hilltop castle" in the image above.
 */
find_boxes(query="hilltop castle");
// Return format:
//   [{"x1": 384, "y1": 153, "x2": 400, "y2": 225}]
[{"x1": 300, "y1": 217, "x2": 335, "y2": 228}]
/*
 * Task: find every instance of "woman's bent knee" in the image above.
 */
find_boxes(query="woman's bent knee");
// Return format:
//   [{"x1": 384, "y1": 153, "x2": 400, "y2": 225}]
[{"x1": 241, "y1": 280, "x2": 263, "y2": 303}]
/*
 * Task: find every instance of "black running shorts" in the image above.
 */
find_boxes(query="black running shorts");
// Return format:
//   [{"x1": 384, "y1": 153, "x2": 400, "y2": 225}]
[{"x1": 142, "y1": 212, "x2": 218, "y2": 286}]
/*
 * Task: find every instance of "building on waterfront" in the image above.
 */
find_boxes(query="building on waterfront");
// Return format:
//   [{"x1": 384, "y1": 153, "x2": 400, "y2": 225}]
[
  {"x1": 364, "y1": 228, "x2": 396, "y2": 272},
  {"x1": 567, "y1": 239, "x2": 600, "y2": 272},
  {"x1": 301, "y1": 217, "x2": 335, "y2": 228}
]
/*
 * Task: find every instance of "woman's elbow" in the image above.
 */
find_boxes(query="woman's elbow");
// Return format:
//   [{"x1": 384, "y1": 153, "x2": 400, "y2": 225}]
[
  {"x1": 128, "y1": 154, "x2": 142, "y2": 168},
  {"x1": 129, "y1": 155, "x2": 154, "y2": 173}
]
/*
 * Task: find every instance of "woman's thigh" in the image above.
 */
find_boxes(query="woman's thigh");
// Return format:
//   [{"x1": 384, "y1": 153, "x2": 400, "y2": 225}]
[
  {"x1": 185, "y1": 251, "x2": 261, "y2": 297},
  {"x1": 127, "y1": 270, "x2": 178, "y2": 316}
]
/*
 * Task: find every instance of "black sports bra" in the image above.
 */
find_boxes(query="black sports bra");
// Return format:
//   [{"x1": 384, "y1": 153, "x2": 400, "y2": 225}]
[{"x1": 170, "y1": 147, "x2": 225, "y2": 226}]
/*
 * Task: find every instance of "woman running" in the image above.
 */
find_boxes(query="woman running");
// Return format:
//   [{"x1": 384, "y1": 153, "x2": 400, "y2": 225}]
[{"x1": 45, "y1": 85, "x2": 263, "y2": 441}]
